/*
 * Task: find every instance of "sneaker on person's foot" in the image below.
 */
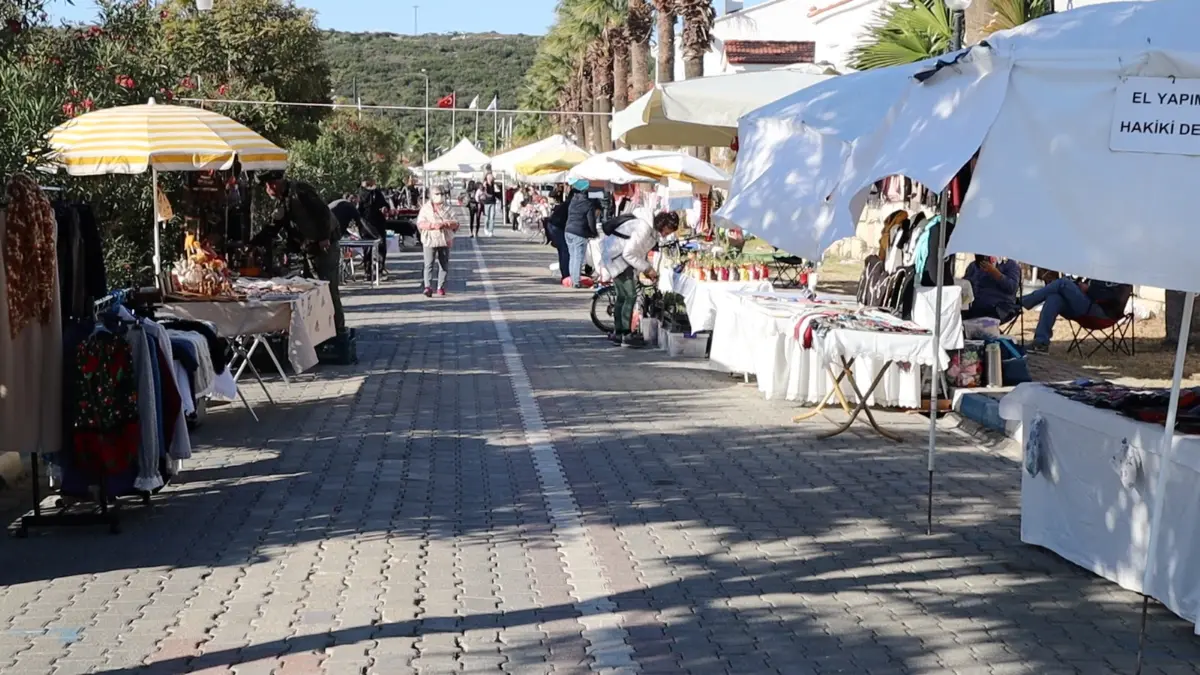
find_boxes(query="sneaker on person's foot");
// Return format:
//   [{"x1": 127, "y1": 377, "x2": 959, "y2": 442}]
[
  {"x1": 438, "y1": 288, "x2": 446, "y2": 296},
  {"x1": 622, "y1": 334, "x2": 647, "y2": 349},
  {"x1": 607, "y1": 332, "x2": 623, "y2": 345},
  {"x1": 1027, "y1": 342, "x2": 1049, "y2": 354},
  {"x1": 423, "y1": 287, "x2": 433, "y2": 298}
]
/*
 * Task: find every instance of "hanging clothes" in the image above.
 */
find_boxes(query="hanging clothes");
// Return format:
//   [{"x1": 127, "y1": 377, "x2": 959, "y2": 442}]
[
  {"x1": 142, "y1": 319, "x2": 190, "y2": 461},
  {"x1": 0, "y1": 175, "x2": 63, "y2": 455},
  {"x1": 71, "y1": 331, "x2": 139, "y2": 477},
  {"x1": 126, "y1": 328, "x2": 163, "y2": 491},
  {"x1": 55, "y1": 201, "x2": 107, "y2": 320},
  {"x1": 878, "y1": 210, "x2": 909, "y2": 260}
]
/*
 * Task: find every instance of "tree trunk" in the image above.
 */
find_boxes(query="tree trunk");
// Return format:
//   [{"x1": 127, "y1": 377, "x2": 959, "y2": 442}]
[
  {"x1": 682, "y1": 55, "x2": 709, "y2": 160},
  {"x1": 1164, "y1": 290, "x2": 1200, "y2": 347},
  {"x1": 612, "y1": 42, "x2": 629, "y2": 148},
  {"x1": 579, "y1": 79, "x2": 595, "y2": 152},
  {"x1": 963, "y1": 0, "x2": 993, "y2": 45},
  {"x1": 629, "y1": 0, "x2": 653, "y2": 98},
  {"x1": 656, "y1": 3, "x2": 675, "y2": 84},
  {"x1": 631, "y1": 41, "x2": 650, "y2": 98},
  {"x1": 613, "y1": 44, "x2": 629, "y2": 113},
  {"x1": 594, "y1": 81, "x2": 613, "y2": 152}
]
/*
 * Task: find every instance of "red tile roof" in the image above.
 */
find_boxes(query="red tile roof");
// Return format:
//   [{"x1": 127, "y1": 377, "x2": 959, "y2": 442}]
[{"x1": 725, "y1": 40, "x2": 816, "y2": 65}]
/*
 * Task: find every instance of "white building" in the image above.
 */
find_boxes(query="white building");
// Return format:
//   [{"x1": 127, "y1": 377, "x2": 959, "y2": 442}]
[
  {"x1": 674, "y1": 0, "x2": 895, "y2": 77},
  {"x1": 667, "y1": 0, "x2": 1136, "y2": 79}
]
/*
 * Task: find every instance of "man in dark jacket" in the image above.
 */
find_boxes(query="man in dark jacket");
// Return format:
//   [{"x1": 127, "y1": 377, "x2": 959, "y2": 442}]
[
  {"x1": 253, "y1": 172, "x2": 345, "y2": 335},
  {"x1": 357, "y1": 179, "x2": 390, "y2": 275},
  {"x1": 564, "y1": 179, "x2": 599, "y2": 288}
]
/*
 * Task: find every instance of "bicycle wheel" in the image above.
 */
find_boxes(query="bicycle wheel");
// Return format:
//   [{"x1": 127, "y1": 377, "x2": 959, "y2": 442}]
[{"x1": 591, "y1": 286, "x2": 617, "y2": 334}]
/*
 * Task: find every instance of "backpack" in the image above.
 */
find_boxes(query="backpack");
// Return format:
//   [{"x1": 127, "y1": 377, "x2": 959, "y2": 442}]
[
  {"x1": 857, "y1": 255, "x2": 888, "y2": 306},
  {"x1": 601, "y1": 213, "x2": 637, "y2": 238}
]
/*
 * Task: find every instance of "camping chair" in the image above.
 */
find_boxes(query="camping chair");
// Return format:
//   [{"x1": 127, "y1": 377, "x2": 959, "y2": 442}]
[
  {"x1": 770, "y1": 250, "x2": 808, "y2": 288},
  {"x1": 999, "y1": 276, "x2": 1025, "y2": 346},
  {"x1": 1066, "y1": 284, "x2": 1136, "y2": 357}
]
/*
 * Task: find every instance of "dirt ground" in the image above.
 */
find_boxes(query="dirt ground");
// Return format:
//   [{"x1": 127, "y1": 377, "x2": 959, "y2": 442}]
[{"x1": 815, "y1": 258, "x2": 1200, "y2": 388}]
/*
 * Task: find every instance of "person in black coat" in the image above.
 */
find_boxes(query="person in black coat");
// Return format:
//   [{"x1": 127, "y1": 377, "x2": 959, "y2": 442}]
[
  {"x1": 356, "y1": 179, "x2": 390, "y2": 276},
  {"x1": 545, "y1": 193, "x2": 572, "y2": 285},
  {"x1": 563, "y1": 179, "x2": 599, "y2": 288}
]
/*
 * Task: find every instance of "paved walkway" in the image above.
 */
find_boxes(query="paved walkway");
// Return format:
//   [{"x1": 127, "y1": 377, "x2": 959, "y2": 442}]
[{"x1": 1, "y1": 228, "x2": 1198, "y2": 675}]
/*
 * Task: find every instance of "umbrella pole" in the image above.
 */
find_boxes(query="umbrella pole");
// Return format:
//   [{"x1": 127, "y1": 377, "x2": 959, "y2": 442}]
[
  {"x1": 926, "y1": 191, "x2": 950, "y2": 536},
  {"x1": 1137, "y1": 290, "x2": 1194, "y2": 673},
  {"x1": 152, "y1": 167, "x2": 162, "y2": 282}
]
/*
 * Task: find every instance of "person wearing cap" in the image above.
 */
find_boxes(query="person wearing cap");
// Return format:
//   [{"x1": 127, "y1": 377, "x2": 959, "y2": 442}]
[
  {"x1": 417, "y1": 186, "x2": 459, "y2": 297},
  {"x1": 482, "y1": 172, "x2": 500, "y2": 237},
  {"x1": 563, "y1": 178, "x2": 599, "y2": 288},
  {"x1": 252, "y1": 171, "x2": 346, "y2": 335}
]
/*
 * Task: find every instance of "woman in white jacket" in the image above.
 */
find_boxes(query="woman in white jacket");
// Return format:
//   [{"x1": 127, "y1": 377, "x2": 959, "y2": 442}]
[
  {"x1": 601, "y1": 209, "x2": 680, "y2": 347},
  {"x1": 417, "y1": 188, "x2": 459, "y2": 297}
]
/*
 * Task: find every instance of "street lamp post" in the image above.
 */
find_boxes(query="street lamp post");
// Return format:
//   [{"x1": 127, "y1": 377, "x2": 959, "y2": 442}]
[
  {"x1": 420, "y1": 69, "x2": 430, "y2": 187},
  {"x1": 945, "y1": 0, "x2": 972, "y2": 52}
]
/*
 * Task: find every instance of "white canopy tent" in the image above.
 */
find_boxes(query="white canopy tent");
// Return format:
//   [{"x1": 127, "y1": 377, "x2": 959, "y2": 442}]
[
  {"x1": 612, "y1": 66, "x2": 835, "y2": 147},
  {"x1": 423, "y1": 138, "x2": 491, "y2": 174},
  {"x1": 721, "y1": 0, "x2": 1200, "y2": 638}
]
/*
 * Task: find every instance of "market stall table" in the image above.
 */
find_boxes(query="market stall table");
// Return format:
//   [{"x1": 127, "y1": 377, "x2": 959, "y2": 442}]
[
  {"x1": 656, "y1": 267, "x2": 774, "y2": 333},
  {"x1": 708, "y1": 291, "x2": 948, "y2": 439},
  {"x1": 999, "y1": 383, "x2": 1200, "y2": 634},
  {"x1": 161, "y1": 279, "x2": 336, "y2": 404}
]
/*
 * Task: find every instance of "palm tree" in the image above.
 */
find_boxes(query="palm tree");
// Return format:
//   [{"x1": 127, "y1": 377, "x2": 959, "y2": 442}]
[
  {"x1": 678, "y1": 0, "x2": 713, "y2": 80},
  {"x1": 850, "y1": 0, "x2": 1050, "y2": 71},
  {"x1": 653, "y1": 0, "x2": 676, "y2": 84},
  {"x1": 678, "y1": 0, "x2": 714, "y2": 159},
  {"x1": 611, "y1": 24, "x2": 630, "y2": 115},
  {"x1": 627, "y1": 0, "x2": 653, "y2": 99},
  {"x1": 590, "y1": 37, "x2": 615, "y2": 151},
  {"x1": 578, "y1": 60, "x2": 597, "y2": 150}
]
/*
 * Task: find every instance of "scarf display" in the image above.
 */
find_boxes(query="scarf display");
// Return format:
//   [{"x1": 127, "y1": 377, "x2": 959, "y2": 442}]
[{"x1": 4, "y1": 174, "x2": 57, "y2": 338}]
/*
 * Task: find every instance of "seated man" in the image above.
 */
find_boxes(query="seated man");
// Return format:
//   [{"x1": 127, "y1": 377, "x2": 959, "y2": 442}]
[
  {"x1": 962, "y1": 255, "x2": 1021, "y2": 322},
  {"x1": 1021, "y1": 276, "x2": 1124, "y2": 353}
]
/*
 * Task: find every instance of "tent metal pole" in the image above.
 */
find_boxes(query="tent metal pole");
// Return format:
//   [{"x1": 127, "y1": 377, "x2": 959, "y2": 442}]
[
  {"x1": 152, "y1": 167, "x2": 162, "y2": 280},
  {"x1": 925, "y1": 190, "x2": 950, "y2": 536},
  {"x1": 1137, "y1": 290, "x2": 1194, "y2": 672}
]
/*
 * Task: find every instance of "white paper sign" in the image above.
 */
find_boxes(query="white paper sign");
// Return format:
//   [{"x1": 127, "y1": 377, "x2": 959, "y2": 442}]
[{"x1": 1111, "y1": 77, "x2": 1200, "y2": 156}]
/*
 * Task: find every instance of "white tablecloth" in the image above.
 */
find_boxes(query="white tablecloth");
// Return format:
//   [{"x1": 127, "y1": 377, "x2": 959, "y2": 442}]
[
  {"x1": 1000, "y1": 383, "x2": 1200, "y2": 634},
  {"x1": 161, "y1": 284, "x2": 336, "y2": 375},
  {"x1": 912, "y1": 285, "x2": 965, "y2": 351},
  {"x1": 709, "y1": 291, "x2": 946, "y2": 409},
  {"x1": 657, "y1": 270, "x2": 773, "y2": 333}
]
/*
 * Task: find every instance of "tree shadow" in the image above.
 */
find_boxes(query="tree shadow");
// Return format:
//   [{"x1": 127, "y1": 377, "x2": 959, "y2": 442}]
[{"x1": 4, "y1": 233, "x2": 1199, "y2": 674}]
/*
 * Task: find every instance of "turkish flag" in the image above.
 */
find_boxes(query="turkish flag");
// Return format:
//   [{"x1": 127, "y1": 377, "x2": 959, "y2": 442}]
[{"x1": 436, "y1": 93, "x2": 455, "y2": 109}]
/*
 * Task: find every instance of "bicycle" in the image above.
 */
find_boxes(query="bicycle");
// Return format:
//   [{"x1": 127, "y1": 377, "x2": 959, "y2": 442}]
[
  {"x1": 590, "y1": 276, "x2": 658, "y2": 334},
  {"x1": 589, "y1": 236, "x2": 696, "y2": 334}
]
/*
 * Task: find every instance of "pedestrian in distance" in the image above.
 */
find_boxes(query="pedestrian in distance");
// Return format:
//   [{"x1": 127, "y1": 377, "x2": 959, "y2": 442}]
[{"x1": 417, "y1": 186, "x2": 459, "y2": 297}]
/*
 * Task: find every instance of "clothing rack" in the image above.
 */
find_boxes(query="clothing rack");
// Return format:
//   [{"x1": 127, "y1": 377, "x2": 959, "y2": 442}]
[{"x1": 17, "y1": 290, "x2": 151, "y2": 537}]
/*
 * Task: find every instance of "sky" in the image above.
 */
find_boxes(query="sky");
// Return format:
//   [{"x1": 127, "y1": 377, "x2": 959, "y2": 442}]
[{"x1": 48, "y1": 0, "x2": 774, "y2": 34}]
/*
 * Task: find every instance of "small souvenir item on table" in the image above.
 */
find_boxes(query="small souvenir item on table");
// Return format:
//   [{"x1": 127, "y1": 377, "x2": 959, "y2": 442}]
[{"x1": 171, "y1": 231, "x2": 236, "y2": 298}]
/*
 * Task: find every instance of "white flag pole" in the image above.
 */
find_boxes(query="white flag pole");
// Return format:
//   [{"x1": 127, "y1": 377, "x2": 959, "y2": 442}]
[{"x1": 451, "y1": 91, "x2": 456, "y2": 140}]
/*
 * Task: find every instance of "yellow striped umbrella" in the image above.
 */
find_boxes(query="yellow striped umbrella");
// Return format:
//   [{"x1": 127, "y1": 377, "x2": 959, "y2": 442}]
[
  {"x1": 512, "y1": 146, "x2": 590, "y2": 178},
  {"x1": 45, "y1": 99, "x2": 287, "y2": 175}
]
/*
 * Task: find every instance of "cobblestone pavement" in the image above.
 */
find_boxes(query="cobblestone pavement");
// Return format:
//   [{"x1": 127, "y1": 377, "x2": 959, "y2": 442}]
[{"x1": 2, "y1": 227, "x2": 1199, "y2": 675}]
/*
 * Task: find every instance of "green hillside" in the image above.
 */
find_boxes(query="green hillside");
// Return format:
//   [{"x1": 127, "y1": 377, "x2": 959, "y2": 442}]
[{"x1": 323, "y1": 31, "x2": 541, "y2": 155}]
